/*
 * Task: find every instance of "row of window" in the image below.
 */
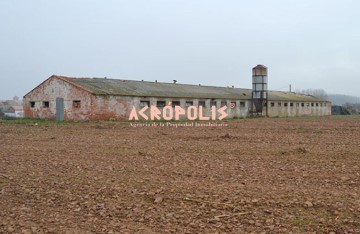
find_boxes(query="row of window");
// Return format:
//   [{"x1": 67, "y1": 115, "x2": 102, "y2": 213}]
[
  {"x1": 30, "y1": 101, "x2": 50, "y2": 108},
  {"x1": 144, "y1": 100, "x2": 327, "y2": 108},
  {"x1": 29, "y1": 99, "x2": 326, "y2": 109},
  {"x1": 29, "y1": 100, "x2": 81, "y2": 108},
  {"x1": 140, "y1": 100, "x2": 247, "y2": 108},
  {"x1": 270, "y1": 102, "x2": 326, "y2": 107}
]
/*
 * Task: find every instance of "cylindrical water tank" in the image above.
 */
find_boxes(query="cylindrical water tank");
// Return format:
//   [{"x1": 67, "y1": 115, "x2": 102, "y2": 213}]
[{"x1": 252, "y1": 65, "x2": 268, "y2": 99}]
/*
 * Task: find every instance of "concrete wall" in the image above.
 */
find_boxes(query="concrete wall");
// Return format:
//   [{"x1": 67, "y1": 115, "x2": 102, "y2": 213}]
[
  {"x1": 130, "y1": 98, "x2": 250, "y2": 120},
  {"x1": 267, "y1": 101, "x2": 331, "y2": 117},
  {"x1": 89, "y1": 97, "x2": 250, "y2": 120},
  {"x1": 90, "y1": 95, "x2": 137, "y2": 120}
]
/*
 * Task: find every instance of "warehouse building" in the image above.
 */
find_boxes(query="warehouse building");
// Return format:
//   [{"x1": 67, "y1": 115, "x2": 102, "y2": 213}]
[{"x1": 23, "y1": 66, "x2": 331, "y2": 121}]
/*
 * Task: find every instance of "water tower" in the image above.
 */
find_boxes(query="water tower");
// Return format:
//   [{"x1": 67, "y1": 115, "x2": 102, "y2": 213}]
[{"x1": 251, "y1": 65, "x2": 268, "y2": 116}]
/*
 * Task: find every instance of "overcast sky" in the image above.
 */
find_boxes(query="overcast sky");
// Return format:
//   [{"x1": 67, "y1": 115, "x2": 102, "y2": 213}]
[{"x1": 0, "y1": 0, "x2": 359, "y2": 100}]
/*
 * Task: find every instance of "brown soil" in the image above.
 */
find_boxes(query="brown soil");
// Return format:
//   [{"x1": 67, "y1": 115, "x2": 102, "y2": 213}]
[{"x1": 1, "y1": 116, "x2": 360, "y2": 233}]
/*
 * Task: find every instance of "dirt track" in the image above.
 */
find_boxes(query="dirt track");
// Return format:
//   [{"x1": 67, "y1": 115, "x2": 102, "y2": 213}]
[{"x1": 1, "y1": 116, "x2": 360, "y2": 233}]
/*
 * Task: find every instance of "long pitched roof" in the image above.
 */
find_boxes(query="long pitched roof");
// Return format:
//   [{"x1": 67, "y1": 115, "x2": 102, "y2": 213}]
[
  {"x1": 33, "y1": 75, "x2": 329, "y2": 102},
  {"x1": 62, "y1": 76, "x2": 253, "y2": 100}
]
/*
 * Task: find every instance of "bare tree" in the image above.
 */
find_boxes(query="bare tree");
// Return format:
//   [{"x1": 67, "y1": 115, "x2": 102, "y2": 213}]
[
  {"x1": 296, "y1": 89, "x2": 329, "y2": 100},
  {"x1": 343, "y1": 103, "x2": 360, "y2": 114}
]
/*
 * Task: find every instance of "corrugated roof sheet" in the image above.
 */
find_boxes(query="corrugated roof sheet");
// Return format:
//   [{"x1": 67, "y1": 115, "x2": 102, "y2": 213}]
[{"x1": 59, "y1": 76, "x2": 327, "y2": 102}]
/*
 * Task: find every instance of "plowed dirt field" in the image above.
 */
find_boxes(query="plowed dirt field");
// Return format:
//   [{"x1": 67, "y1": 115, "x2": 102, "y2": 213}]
[{"x1": 1, "y1": 116, "x2": 359, "y2": 233}]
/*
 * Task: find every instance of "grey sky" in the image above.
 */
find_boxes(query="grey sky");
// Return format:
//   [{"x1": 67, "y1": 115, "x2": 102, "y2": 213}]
[{"x1": 0, "y1": 0, "x2": 359, "y2": 100}]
